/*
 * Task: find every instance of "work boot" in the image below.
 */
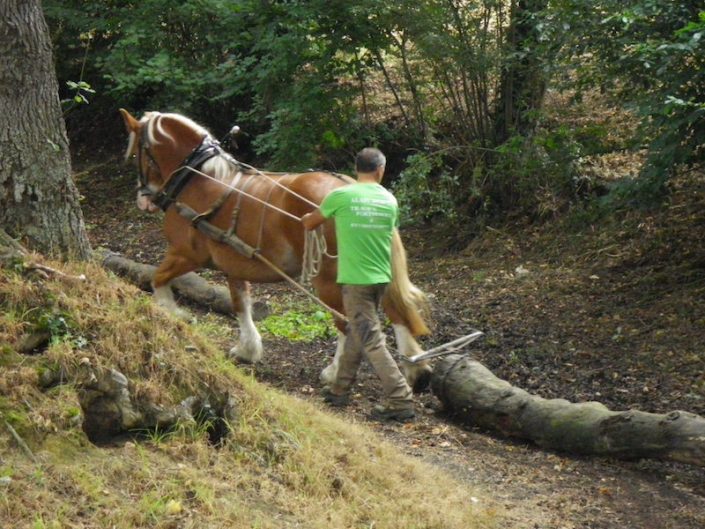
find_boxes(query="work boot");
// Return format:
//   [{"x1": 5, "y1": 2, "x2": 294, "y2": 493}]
[
  {"x1": 321, "y1": 387, "x2": 350, "y2": 408},
  {"x1": 370, "y1": 403, "x2": 415, "y2": 422}
]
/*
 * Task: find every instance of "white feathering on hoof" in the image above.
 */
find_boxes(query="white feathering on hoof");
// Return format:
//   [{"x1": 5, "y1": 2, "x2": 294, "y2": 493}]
[
  {"x1": 230, "y1": 303, "x2": 263, "y2": 363},
  {"x1": 320, "y1": 332, "x2": 345, "y2": 385}
]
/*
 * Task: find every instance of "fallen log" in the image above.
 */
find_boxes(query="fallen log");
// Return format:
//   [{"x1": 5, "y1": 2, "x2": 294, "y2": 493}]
[
  {"x1": 431, "y1": 354, "x2": 705, "y2": 467},
  {"x1": 95, "y1": 249, "x2": 268, "y2": 320}
]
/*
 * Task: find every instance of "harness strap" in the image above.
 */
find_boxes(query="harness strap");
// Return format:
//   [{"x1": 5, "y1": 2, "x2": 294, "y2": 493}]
[
  {"x1": 152, "y1": 137, "x2": 222, "y2": 211},
  {"x1": 175, "y1": 201, "x2": 256, "y2": 258},
  {"x1": 224, "y1": 170, "x2": 245, "y2": 237},
  {"x1": 256, "y1": 180, "x2": 278, "y2": 251},
  {"x1": 230, "y1": 170, "x2": 256, "y2": 237},
  {"x1": 137, "y1": 125, "x2": 158, "y2": 194},
  {"x1": 174, "y1": 201, "x2": 347, "y2": 323},
  {"x1": 189, "y1": 188, "x2": 235, "y2": 226}
]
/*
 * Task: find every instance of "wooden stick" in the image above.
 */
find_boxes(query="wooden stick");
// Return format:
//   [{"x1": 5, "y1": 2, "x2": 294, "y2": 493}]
[
  {"x1": 26, "y1": 262, "x2": 86, "y2": 283},
  {"x1": 3, "y1": 420, "x2": 38, "y2": 463}
]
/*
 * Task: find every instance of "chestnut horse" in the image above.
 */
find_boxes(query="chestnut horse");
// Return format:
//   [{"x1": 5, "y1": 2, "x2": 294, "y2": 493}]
[{"x1": 119, "y1": 109, "x2": 432, "y2": 390}]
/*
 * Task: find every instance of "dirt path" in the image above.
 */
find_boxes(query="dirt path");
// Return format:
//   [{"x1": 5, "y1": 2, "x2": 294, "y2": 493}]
[
  {"x1": 248, "y1": 327, "x2": 705, "y2": 529},
  {"x1": 77, "y1": 158, "x2": 705, "y2": 528}
]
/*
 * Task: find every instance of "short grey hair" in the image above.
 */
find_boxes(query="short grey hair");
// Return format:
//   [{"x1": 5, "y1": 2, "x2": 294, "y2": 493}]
[{"x1": 355, "y1": 147, "x2": 386, "y2": 173}]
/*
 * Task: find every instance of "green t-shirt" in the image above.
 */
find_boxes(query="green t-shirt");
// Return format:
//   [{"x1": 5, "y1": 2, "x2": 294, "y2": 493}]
[{"x1": 320, "y1": 183, "x2": 399, "y2": 285}]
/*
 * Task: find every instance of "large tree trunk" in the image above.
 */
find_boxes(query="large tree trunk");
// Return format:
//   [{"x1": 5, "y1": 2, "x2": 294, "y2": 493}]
[
  {"x1": 432, "y1": 355, "x2": 705, "y2": 467},
  {"x1": 494, "y1": 0, "x2": 549, "y2": 144},
  {"x1": 0, "y1": 1, "x2": 91, "y2": 260}
]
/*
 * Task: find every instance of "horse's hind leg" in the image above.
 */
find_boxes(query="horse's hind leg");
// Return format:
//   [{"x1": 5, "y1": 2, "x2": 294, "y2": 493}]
[
  {"x1": 152, "y1": 248, "x2": 199, "y2": 320},
  {"x1": 382, "y1": 303, "x2": 433, "y2": 393},
  {"x1": 226, "y1": 278, "x2": 263, "y2": 363}
]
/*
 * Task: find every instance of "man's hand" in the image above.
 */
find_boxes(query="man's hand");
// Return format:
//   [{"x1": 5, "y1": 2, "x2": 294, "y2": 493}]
[{"x1": 301, "y1": 209, "x2": 326, "y2": 230}]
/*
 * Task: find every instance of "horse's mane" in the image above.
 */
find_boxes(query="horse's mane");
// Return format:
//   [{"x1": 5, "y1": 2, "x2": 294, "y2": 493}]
[
  {"x1": 132, "y1": 111, "x2": 316, "y2": 184},
  {"x1": 137, "y1": 112, "x2": 236, "y2": 182},
  {"x1": 142, "y1": 112, "x2": 210, "y2": 147}
]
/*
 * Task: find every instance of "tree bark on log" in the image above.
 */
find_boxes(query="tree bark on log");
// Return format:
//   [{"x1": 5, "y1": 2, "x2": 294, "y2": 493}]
[
  {"x1": 0, "y1": 229, "x2": 27, "y2": 259},
  {"x1": 95, "y1": 249, "x2": 269, "y2": 320},
  {"x1": 431, "y1": 354, "x2": 705, "y2": 467}
]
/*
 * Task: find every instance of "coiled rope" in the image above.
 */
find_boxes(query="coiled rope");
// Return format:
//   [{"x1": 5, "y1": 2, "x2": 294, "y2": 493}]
[{"x1": 301, "y1": 227, "x2": 330, "y2": 285}]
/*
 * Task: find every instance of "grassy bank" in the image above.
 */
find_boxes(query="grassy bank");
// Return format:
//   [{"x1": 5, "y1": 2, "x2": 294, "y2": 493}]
[{"x1": 0, "y1": 258, "x2": 496, "y2": 529}]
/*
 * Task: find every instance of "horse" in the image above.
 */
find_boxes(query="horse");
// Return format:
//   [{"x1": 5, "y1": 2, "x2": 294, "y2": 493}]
[{"x1": 118, "y1": 108, "x2": 433, "y2": 391}]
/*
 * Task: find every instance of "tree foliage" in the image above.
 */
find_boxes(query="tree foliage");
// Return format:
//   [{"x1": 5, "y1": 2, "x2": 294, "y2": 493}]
[
  {"x1": 550, "y1": 1, "x2": 705, "y2": 196},
  {"x1": 44, "y1": 0, "x2": 705, "y2": 224}
]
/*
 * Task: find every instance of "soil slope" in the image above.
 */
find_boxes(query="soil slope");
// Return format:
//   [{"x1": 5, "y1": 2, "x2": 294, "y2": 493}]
[{"x1": 78, "y1": 154, "x2": 705, "y2": 529}]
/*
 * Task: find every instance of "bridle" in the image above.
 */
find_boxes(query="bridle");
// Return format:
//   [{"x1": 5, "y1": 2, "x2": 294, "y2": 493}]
[
  {"x1": 133, "y1": 118, "x2": 222, "y2": 211},
  {"x1": 135, "y1": 123, "x2": 160, "y2": 199}
]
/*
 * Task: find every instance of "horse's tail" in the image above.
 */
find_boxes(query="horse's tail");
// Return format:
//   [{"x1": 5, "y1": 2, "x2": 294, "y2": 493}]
[{"x1": 386, "y1": 230, "x2": 431, "y2": 336}]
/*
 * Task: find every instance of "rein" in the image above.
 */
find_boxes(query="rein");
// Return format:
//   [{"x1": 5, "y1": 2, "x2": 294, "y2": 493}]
[
  {"x1": 137, "y1": 124, "x2": 345, "y2": 321},
  {"x1": 176, "y1": 164, "x2": 335, "y2": 288}
]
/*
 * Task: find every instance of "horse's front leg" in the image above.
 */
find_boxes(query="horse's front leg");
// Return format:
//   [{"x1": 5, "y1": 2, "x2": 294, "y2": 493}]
[
  {"x1": 226, "y1": 278, "x2": 263, "y2": 363},
  {"x1": 152, "y1": 248, "x2": 199, "y2": 320}
]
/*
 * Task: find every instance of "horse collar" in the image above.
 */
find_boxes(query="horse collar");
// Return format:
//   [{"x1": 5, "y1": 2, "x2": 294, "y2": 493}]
[{"x1": 151, "y1": 137, "x2": 222, "y2": 211}]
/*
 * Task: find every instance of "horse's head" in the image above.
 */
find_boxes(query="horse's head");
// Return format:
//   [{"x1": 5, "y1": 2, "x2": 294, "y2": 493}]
[{"x1": 119, "y1": 108, "x2": 209, "y2": 213}]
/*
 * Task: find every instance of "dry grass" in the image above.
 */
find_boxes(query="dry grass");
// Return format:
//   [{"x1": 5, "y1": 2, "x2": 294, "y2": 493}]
[{"x1": 0, "y1": 258, "x2": 498, "y2": 529}]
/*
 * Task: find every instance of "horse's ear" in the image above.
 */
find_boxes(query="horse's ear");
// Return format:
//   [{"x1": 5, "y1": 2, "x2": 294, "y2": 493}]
[{"x1": 119, "y1": 108, "x2": 140, "y2": 134}]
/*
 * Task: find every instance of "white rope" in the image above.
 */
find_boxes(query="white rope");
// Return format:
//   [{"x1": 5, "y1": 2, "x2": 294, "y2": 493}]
[
  {"x1": 175, "y1": 163, "x2": 338, "y2": 284},
  {"x1": 179, "y1": 165, "x2": 302, "y2": 221},
  {"x1": 301, "y1": 228, "x2": 328, "y2": 285},
  {"x1": 234, "y1": 159, "x2": 321, "y2": 209}
]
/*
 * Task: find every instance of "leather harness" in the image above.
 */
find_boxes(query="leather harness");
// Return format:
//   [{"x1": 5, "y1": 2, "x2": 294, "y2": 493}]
[{"x1": 151, "y1": 136, "x2": 223, "y2": 212}]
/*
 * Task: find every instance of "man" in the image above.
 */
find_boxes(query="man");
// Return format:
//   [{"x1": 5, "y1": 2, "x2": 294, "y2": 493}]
[{"x1": 301, "y1": 147, "x2": 415, "y2": 421}]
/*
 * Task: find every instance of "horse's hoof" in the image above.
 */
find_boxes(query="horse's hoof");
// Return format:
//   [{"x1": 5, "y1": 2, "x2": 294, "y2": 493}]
[
  {"x1": 227, "y1": 346, "x2": 261, "y2": 365},
  {"x1": 412, "y1": 368, "x2": 433, "y2": 394},
  {"x1": 158, "y1": 303, "x2": 193, "y2": 322},
  {"x1": 227, "y1": 352, "x2": 252, "y2": 366}
]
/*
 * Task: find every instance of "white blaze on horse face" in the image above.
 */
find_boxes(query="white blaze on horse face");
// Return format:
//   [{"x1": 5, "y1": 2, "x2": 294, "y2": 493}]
[{"x1": 320, "y1": 332, "x2": 346, "y2": 385}]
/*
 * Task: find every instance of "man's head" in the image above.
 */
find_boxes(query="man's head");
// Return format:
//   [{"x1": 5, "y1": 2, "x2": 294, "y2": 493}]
[{"x1": 355, "y1": 147, "x2": 386, "y2": 182}]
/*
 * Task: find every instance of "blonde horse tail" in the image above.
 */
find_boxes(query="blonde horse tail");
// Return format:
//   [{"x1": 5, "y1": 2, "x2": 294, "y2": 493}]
[{"x1": 386, "y1": 229, "x2": 431, "y2": 336}]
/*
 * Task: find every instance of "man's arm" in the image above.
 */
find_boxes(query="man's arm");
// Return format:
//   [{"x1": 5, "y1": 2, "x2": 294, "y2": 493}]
[{"x1": 301, "y1": 208, "x2": 327, "y2": 230}]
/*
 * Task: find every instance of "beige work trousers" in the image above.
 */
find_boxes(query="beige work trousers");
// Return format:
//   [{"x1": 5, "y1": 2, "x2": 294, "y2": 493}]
[{"x1": 332, "y1": 284, "x2": 413, "y2": 409}]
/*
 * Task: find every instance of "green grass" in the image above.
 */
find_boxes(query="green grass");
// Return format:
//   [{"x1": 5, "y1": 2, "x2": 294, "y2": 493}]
[{"x1": 258, "y1": 301, "x2": 335, "y2": 342}]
